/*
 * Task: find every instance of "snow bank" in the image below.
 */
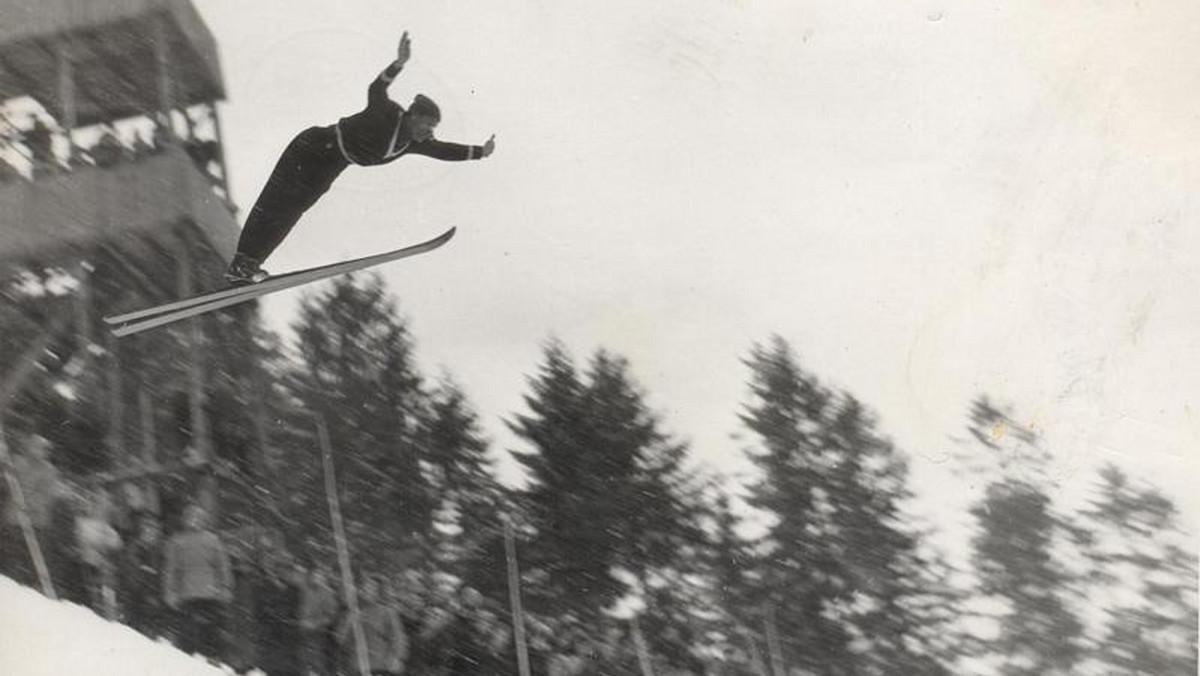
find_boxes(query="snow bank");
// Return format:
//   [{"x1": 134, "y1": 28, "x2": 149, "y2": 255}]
[{"x1": 0, "y1": 576, "x2": 227, "y2": 676}]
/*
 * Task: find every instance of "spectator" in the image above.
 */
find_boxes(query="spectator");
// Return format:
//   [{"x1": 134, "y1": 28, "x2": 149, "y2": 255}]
[
  {"x1": 45, "y1": 484, "x2": 89, "y2": 604},
  {"x1": 470, "y1": 597, "x2": 514, "y2": 676},
  {"x1": 300, "y1": 565, "x2": 340, "y2": 676},
  {"x1": 226, "y1": 550, "x2": 263, "y2": 674},
  {"x1": 0, "y1": 433, "x2": 61, "y2": 588},
  {"x1": 118, "y1": 512, "x2": 166, "y2": 638},
  {"x1": 130, "y1": 130, "x2": 154, "y2": 158},
  {"x1": 70, "y1": 146, "x2": 92, "y2": 168},
  {"x1": 164, "y1": 504, "x2": 233, "y2": 663},
  {"x1": 414, "y1": 594, "x2": 455, "y2": 676},
  {"x1": 339, "y1": 575, "x2": 408, "y2": 676},
  {"x1": 595, "y1": 625, "x2": 637, "y2": 676},
  {"x1": 253, "y1": 553, "x2": 305, "y2": 676},
  {"x1": 425, "y1": 586, "x2": 505, "y2": 676},
  {"x1": 528, "y1": 620, "x2": 556, "y2": 676},
  {"x1": 90, "y1": 128, "x2": 125, "y2": 168},
  {"x1": 25, "y1": 117, "x2": 55, "y2": 177},
  {"x1": 185, "y1": 138, "x2": 219, "y2": 174},
  {"x1": 548, "y1": 632, "x2": 590, "y2": 676},
  {"x1": 75, "y1": 487, "x2": 123, "y2": 616},
  {"x1": 152, "y1": 120, "x2": 174, "y2": 153}
]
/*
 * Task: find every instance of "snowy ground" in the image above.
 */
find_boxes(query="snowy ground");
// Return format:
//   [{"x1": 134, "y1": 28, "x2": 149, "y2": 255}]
[{"x1": 0, "y1": 576, "x2": 229, "y2": 676}]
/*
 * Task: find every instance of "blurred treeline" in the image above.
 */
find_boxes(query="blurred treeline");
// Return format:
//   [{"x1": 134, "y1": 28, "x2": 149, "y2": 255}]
[{"x1": 2, "y1": 271, "x2": 1195, "y2": 676}]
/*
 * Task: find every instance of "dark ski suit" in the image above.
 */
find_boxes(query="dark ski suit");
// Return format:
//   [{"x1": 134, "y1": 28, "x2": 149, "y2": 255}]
[{"x1": 235, "y1": 62, "x2": 486, "y2": 263}]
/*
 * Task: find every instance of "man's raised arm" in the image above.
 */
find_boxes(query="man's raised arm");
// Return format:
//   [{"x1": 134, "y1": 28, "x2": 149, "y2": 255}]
[{"x1": 368, "y1": 31, "x2": 412, "y2": 106}]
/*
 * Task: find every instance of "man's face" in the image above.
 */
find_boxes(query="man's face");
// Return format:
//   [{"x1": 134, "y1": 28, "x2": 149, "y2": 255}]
[{"x1": 408, "y1": 114, "x2": 438, "y2": 142}]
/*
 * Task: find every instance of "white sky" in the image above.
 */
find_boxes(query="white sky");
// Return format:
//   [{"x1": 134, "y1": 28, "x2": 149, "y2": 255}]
[{"x1": 197, "y1": 0, "x2": 1199, "y2": 532}]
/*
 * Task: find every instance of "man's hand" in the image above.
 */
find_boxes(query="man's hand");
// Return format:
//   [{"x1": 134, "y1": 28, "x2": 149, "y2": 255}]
[
  {"x1": 396, "y1": 31, "x2": 412, "y2": 68},
  {"x1": 482, "y1": 134, "x2": 496, "y2": 158}
]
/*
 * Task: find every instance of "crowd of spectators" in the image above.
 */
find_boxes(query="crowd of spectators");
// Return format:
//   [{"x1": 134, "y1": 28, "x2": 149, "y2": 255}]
[
  {"x1": 1, "y1": 432, "x2": 725, "y2": 676},
  {"x1": 0, "y1": 110, "x2": 227, "y2": 201}
]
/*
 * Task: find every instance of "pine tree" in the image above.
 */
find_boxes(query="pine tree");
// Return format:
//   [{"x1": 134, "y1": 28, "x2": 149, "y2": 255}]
[
  {"x1": 508, "y1": 340, "x2": 607, "y2": 613},
  {"x1": 288, "y1": 274, "x2": 435, "y2": 571},
  {"x1": 740, "y1": 337, "x2": 953, "y2": 675},
  {"x1": 509, "y1": 342, "x2": 704, "y2": 625},
  {"x1": 425, "y1": 373, "x2": 509, "y2": 590},
  {"x1": 962, "y1": 397, "x2": 1085, "y2": 676},
  {"x1": 1078, "y1": 465, "x2": 1198, "y2": 675},
  {"x1": 816, "y1": 396, "x2": 955, "y2": 675},
  {"x1": 587, "y1": 351, "x2": 705, "y2": 579},
  {"x1": 741, "y1": 337, "x2": 849, "y2": 674}
]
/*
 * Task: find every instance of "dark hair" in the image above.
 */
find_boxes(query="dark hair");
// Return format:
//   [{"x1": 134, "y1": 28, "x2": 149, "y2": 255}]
[{"x1": 409, "y1": 94, "x2": 441, "y2": 122}]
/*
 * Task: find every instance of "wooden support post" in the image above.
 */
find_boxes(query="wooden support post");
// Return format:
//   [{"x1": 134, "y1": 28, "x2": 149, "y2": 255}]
[
  {"x1": 503, "y1": 517, "x2": 532, "y2": 676},
  {"x1": 247, "y1": 328, "x2": 272, "y2": 479},
  {"x1": 56, "y1": 42, "x2": 76, "y2": 162},
  {"x1": 176, "y1": 233, "x2": 213, "y2": 515},
  {"x1": 764, "y1": 604, "x2": 786, "y2": 676},
  {"x1": 138, "y1": 386, "x2": 160, "y2": 512},
  {"x1": 210, "y1": 102, "x2": 233, "y2": 203},
  {"x1": 152, "y1": 14, "x2": 176, "y2": 137},
  {"x1": 316, "y1": 414, "x2": 372, "y2": 676},
  {"x1": 0, "y1": 309, "x2": 74, "y2": 599},
  {"x1": 104, "y1": 330, "x2": 124, "y2": 463},
  {"x1": 0, "y1": 422, "x2": 56, "y2": 599},
  {"x1": 72, "y1": 260, "x2": 92, "y2": 350}
]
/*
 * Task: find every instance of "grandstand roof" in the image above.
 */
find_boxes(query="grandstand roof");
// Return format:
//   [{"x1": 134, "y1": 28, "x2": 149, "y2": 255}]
[{"x1": 0, "y1": 0, "x2": 224, "y2": 126}]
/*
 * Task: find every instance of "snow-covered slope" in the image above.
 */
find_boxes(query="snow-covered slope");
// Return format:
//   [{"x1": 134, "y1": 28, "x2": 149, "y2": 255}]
[{"x1": 0, "y1": 576, "x2": 226, "y2": 676}]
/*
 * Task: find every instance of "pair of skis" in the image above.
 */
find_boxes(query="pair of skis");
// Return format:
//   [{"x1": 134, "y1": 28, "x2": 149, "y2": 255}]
[{"x1": 103, "y1": 227, "x2": 457, "y2": 337}]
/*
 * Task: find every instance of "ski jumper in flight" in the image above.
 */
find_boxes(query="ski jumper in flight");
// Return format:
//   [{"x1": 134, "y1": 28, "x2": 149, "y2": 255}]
[{"x1": 226, "y1": 32, "x2": 495, "y2": 284}]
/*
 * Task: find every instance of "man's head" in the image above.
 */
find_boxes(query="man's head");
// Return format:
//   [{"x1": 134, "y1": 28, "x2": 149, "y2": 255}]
[{"x1": 406, "y1": 94, "x2": 441, "y2": 142}]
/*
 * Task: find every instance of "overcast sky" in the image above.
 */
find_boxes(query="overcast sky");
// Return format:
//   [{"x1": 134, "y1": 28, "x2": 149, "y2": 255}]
[{"x1": 196, "y1": 0, "x2": 1199, "y2": 532}]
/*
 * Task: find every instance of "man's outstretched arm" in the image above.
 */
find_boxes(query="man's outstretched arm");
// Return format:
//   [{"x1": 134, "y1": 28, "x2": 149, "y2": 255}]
[
  {"x1": 409, "y1": 134, "x2": 497, "y2": 162},
  {"x1": 368, "y1": 31, "x2": 412, "y2": 106}
]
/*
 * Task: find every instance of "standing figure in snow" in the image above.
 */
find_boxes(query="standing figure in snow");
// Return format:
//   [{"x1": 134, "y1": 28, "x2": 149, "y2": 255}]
[
  {"x1": 75, "y1": 488, "x2": 123, "y2": 616},
  {"x1": 338, "y1": 575, "x2": 409, "y2": 676},
  {"x1": 118, "y1": 513, "x2": 167, "y2": 639},
  {"x1": 299, "y1": 566, "x2": 340, "y2": 676},
  {"x1": 0, "y1": 433, "x2": 60, "y2": 588},
  {"x1": 226, "y1": 31, "x2": 496, "y2": 285},
  {"x1": 164, "y1": 505, "x2": 233, "y2": 663}
]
